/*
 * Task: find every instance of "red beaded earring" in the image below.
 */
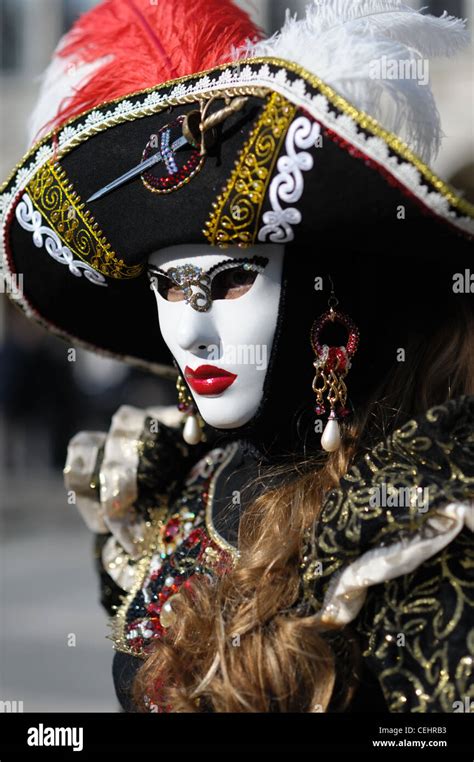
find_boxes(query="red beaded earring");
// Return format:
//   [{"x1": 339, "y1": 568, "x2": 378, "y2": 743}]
[{"x1": 310, "y1": 281, "x2": 360, "y2": 452}]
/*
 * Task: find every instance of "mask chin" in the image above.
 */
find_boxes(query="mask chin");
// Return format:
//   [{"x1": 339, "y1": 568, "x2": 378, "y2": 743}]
[
  {"x1": 191, "y1": 377, "x2": 266, "y2": 430},
  {"x1": 148, "y1": 244, "x2": 285, "y2": 432}
]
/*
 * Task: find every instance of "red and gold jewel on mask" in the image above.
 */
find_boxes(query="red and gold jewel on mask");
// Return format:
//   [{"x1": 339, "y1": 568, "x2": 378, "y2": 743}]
[{"x1": 310, "y1": 304, "x2": 359, "y2": 453}]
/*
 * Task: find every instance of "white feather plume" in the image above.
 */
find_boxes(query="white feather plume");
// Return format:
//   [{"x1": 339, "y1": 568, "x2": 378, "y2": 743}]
[
  {"x1": 239, "y1": 0, "x2": 469, "y2": 162},
  {"x1": 28, "y1": 50, "x2": 109, "y2": 146}
]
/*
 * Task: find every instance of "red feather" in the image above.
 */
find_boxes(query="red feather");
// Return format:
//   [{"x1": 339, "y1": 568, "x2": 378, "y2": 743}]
[{"x1": 43, "y1": 0, "x2": 262, "y2": 134}]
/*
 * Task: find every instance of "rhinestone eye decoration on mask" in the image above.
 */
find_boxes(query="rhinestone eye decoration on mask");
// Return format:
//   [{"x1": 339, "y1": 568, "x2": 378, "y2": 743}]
[{"x1": 148, "y1": 256, "x2": 269, "y2": 312}]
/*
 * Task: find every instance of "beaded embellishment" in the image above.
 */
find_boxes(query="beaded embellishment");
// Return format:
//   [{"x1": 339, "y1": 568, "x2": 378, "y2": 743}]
[
  {"x1": 15, "y1": 193, "x2": 108, "y2": 287},
  {"x1": 24, "y1": 162, "x2": 143, "y2": 280},
  {"x1": 148, "y1": 256, "x2": 268, "y2": 312},
  {"x1": 141, "y1": 115, "x2": 204, "y2": 195},
  {"x1": 111, "y1": 444, "x2": 239, "y2": 658},
  {"x1": 204, "y1": 92, "x2": 297, "y2": 247}
]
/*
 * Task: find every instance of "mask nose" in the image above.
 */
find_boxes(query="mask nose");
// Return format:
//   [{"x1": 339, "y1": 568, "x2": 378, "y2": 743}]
[{"x1": 177, "y1": 304, "x2": 220, "y2": 357}]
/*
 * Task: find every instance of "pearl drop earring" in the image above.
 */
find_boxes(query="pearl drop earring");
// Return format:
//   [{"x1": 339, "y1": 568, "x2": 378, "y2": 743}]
[{"x1": 176, "y1": 374, "x2": 204, "y2": 445}]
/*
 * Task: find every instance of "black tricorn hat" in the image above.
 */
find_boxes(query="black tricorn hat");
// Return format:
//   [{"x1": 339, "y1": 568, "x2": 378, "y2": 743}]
[{"x1": 1, "y1": 1, "x2": 473, "y2": 376}]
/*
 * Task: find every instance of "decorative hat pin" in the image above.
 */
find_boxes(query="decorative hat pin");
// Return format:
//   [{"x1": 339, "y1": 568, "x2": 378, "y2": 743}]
[{"x1": 86, "y1": 95, "x2": 254, "y2": 203}]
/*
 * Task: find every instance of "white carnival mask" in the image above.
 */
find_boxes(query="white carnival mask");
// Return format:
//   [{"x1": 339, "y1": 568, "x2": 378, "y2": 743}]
[{"x1": 148, "y1": 244, "x2": 284, "y2": 430}]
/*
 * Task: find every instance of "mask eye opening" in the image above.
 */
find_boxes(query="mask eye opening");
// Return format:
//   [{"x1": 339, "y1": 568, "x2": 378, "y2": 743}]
[
  {"x1": 208, "y1": 256, "x2": 269, "y2": 301},
  {"x1": 148, "y1": 267, "x2": 182, "y2": 301},
  {"x1": 211, "y1": 266, "x2": 259, "y2": 301}
]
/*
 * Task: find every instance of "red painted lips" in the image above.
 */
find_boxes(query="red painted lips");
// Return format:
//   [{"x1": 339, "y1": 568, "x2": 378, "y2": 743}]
[{"x1": 185, "y1": 364, "x2": 237, "y2": 395}]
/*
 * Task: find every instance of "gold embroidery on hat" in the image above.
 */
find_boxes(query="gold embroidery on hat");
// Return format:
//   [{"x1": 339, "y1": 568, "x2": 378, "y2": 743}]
[
  {"x1": 204, "y1": 92, "x2": 298, "y2": 247},
  {"x1": 27, "y1": 162, "x2": 143, "y2": 280}
]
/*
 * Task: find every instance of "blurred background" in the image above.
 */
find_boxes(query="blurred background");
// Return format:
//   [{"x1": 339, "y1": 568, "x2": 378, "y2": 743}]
[{"x1": 0, "y1": 0, "x2": 472, "y2": 712}]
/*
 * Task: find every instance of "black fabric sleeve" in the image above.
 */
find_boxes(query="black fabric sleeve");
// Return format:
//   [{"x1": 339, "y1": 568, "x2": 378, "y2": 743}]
[
  {"x1": 356, "y1": 529, "x2": 474, "y2": 712},
  {"x1": 113, "y1": 651, "x2": 143, "y2": 713}
]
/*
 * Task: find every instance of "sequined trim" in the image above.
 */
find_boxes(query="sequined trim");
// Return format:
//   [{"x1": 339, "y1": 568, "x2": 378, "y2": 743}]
[
  {"x1": 148, "y1": 256, "x2": 269, "y2": 312},
  {"x1": 26, "y1": 163, "x2": 143, "y2": 280},
  {"x1": 109, "y1": 538, "x2": 161, "y2": 656},
  {"x1": 141, "y1": 115, "x2": 205, "y2": 195},
  {"x1": 205, "y1": 441, "x2": 241, "y2": 560},
  {"x1": 102, "y1": 534, "x2": 143, "y2": 594},
  {"x1": 203, "y1": 92, "x2": 297, "y2": 246}
]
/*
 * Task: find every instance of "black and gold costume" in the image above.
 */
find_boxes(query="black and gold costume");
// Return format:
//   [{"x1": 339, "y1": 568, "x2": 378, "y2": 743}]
[
  {"x1": 3, "y1": 0, "x2": 473, "y2": 717},
  {"x1": 66, "y1": 395, "x2": 474, "y2": 712}
]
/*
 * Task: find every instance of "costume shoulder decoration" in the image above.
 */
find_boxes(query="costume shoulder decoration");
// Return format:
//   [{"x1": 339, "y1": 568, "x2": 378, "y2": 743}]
[
  {"x1": 299, "y1": 395, "x2": 474, "y2": 712},
  {"x1": 64, "y1": 405, "x2": 188, "y2": 598}
]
